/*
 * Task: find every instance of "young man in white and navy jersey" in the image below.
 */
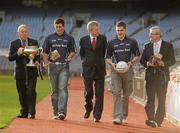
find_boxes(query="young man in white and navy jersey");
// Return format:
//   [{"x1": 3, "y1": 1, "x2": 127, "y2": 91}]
[
  {"x1": 106, "y1": 21, "x2": 140, "y2": 124},
  {"x1": 43, "y1": 18, "x2": 76, "y2": 120}
]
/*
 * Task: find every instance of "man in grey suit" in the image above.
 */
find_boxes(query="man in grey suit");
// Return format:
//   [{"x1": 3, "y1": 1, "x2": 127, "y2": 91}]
[
  {"x1": 79, "y1": 21, "x2": 107, "y2": 122},
  {"x1": 140, "y1": 26, "x2": 175, "y2": 127}
]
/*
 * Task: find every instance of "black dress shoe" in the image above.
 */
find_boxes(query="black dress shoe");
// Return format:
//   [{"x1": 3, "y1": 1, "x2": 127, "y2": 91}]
[
  {"x1": 17, "y1": 115, "x2": 28, "y2": 118},
  {"x1": 145, "y1": 120, "x2": 157, "y2": 128},
  {"x1": 84, "y1": 111, "x2": 91, "y2": 119},
  {"x1": 29, "y1": 115, "x2": 35, "y2": 119},
  {"x1": 93, "y1": 118, "x2": 100, "y2": 122}
]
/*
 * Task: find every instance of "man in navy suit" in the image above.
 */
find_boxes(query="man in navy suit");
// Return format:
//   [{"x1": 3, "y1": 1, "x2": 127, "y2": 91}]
[
  {"x1": 79, "y1": 21, "x2": 107, "y2": 122},
  {"x1": 140, "y1": 26, "x2": 175, "y2": 127},
  {"x1": 8, "y1": 24, "x2": 39, "y2": 119}
]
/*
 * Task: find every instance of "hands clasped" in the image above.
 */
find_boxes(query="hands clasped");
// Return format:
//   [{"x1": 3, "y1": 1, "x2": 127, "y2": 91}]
[
  {"x1": 17, "y1": 47, "x2": 24, "y2": 56},
  {"x1": 148, "y1": 53, "x2": 164, "y2": 67}
]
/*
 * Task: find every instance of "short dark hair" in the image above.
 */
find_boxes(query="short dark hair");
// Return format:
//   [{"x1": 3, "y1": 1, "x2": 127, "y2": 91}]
[
  {"x1": 116, "y1": 21, "x2": 126, "y2": 29},
  {"x1": 54, "y1": 18, "x2": 65, "y2": 26}
]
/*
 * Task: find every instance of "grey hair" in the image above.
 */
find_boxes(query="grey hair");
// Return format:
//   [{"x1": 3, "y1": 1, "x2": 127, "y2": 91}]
[
  {"x1": 17, "y1": 24, "x2": 28, "y2": 32},
  {"x1": 87, "y1": 21, "x2": 99, "y2": 32},
  {"x1": 149, "y1": 26, "x2": 163, "y2": 37}
]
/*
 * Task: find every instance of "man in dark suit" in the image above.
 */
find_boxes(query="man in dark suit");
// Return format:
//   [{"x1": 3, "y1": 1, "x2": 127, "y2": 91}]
[
  {"x1": 79, "y1": 21, "x2": 107, "y2": 122},
  {"x1": 8, "y1": 24, "x2": 39, "y2": 119},
  {"x1": 140, "y1": 26, "x2": 175, "y2": 127}
]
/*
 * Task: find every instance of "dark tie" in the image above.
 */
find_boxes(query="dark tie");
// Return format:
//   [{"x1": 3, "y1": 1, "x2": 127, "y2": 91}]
[
  {"x1": 22, "y1": 40, "x2": 27, "y2": 64},
  {"x1": 91, "y1": 37, "x2": 96, "y2": 50},
  {"x1": 22, "y1": 40, "x2": 26, "y2": 48}
]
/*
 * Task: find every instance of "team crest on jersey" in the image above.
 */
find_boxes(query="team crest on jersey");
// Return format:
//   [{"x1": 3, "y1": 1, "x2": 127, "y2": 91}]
[
  {"x1": 52, "y1": 39, "x2": 56, "y2": 42},
  {"x1": 119, "y1": 43, "x2": 125, "y2": 45},
  {"x1": 126, "y1": 43, "x2": 130, "y2": 46}
]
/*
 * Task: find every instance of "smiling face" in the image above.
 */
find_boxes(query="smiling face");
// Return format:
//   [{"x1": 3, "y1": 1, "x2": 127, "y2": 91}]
[
  {"x1": 149, "y1": 29, "x2": 161, "y2": 43},
  {"x1": 116, "y1": 26, "x2": 126, "y2": 40},
  {"x1": 54, "y1": 23, "x2": 64, "y2": 36},
  {"x1": 87, "y1": 21, "x2": 100, "y2": 37},
  {"x1": 53, "y1": 18, "x2": 65, "y2": 36},
  {"x1": 17, "y1": 26, "x2": 29, "y2": 41},
  {"x1": 90, "y1": 25, "x2": 100, "y2": 37}
]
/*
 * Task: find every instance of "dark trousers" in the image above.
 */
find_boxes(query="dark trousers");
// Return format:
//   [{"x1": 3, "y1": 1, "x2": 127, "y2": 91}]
[
  {"x1": 145, "y1": 77, "x2": 168, "y2": 125},
  {"x1": 83, "y1": 77, "x2": 105, "y2": 120},
  {"x1": 16, "y1": 77, "x2": 37, "y2": 116}
]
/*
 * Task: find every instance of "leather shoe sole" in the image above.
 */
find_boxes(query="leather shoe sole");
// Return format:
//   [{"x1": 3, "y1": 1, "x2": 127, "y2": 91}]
[
  {"x1": 93, "y1": 118, "x2": 100, "y2": 122},
  {"x1": 84, "y1": 111, "x2": 91, "y2": 119},
  {"x1": 29, "y1": 115, "x2": 35, "y2": 119},
  {"x1": 17, "y1": 115, "x2": 28, "y2": 118},
  {"x1": 145, "y1": 120, "x2": 157, "y2": 128}
]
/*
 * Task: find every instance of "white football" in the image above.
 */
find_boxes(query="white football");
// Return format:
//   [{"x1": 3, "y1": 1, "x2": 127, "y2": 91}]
[{"x1": 116, "y1": 61, "x2": 129, "y2": 73}]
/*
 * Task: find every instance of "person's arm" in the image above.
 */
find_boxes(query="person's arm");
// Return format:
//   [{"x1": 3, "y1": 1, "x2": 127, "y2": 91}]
[
  {"x1": 128, "y1": 56, "x2": 140, "y2": 67},
  {"x1": 66, "y1": 52, "x2": 75, "y2": 62},
  {"x1": 79, "y1": 38, "x2": 85, "y2": 60},
  {"x1": 128, "y1": 39, "x2": 140, "y2": 66},
  {"x1": 103, "y1": 36, "x2": 108, "y2": 57},
  {"x1": 43, "y1": 53, "x2": 49, "y2": 69},
  {"x1": 42, "y1": 37, "x2": 50, "y2": 69},
  {"x1": 34, "y1": 40, "x2": 40, "y2": 63},
  {"x1": 140, "y1": 44, "x2": 148, "y2": 68},
  {"x1": 140, "y1": 44, "x2": 156, "y2": 68},
  {"x1": 66, "y1": 37, "x2": 76, "y2": 62},
  {"x1": 164, "y1": 43, "x2": 176, "y2": 67},
  {"x1": 105, "y1": 42, "x2": 116, "y2": 70},
  {"x1": 8, "y1": 42, "x2": 19, "y2": 61},
  {"x1": 106, "y1": 58, "x2": 116, "y2": 70}
]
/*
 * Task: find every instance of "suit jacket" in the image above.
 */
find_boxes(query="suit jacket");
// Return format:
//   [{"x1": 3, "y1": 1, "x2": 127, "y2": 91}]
[
  {"x1": 140, "y1": 40, "x2": 175, "y2": 81},
  {"x1": 8, "y1": 38, "x2": 39, "y2": 80},
  {"x1": 79, "y1": 35, "x2": 107, "y2": 78}
]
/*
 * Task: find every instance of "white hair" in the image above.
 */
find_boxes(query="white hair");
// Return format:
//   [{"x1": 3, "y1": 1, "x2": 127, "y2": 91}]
[
  {"x1": 17, "y1": 24, "x2": 28, "y2": 32},
  {"x1": 87, "y1": 21, "x2": 99, "y2": 32},
  {"x1": 149, "y1": 26, "x2": 163, "y2": 37}
]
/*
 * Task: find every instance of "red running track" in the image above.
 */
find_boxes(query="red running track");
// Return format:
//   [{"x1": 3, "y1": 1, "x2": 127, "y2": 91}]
[{"x1": 2, "y1": 77, "x2": 180, "y2": 133}]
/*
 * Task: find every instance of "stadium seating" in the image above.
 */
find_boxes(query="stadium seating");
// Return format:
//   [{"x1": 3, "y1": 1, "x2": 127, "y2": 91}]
[{"x1": 0, "y1": 5, "x2": 180, "y2": 71}]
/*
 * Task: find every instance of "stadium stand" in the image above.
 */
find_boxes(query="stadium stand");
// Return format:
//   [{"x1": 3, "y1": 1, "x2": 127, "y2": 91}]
[{"x1": 0, "y1": 1, "x2": 180, "y2": 73}]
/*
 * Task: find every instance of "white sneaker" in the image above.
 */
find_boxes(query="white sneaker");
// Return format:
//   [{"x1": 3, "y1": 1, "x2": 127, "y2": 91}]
[
  {"x1": 58, "y1": 113, "x2": 66, "y2": 120},
  {"x1": 123, "y1": 118, "x2": 128, "y2": 124},
  {"x1": 53, "y1": 115, "x2": 59, "y2": 120},
  {"x1": 113, "y1": 118, "x2": 122, "y2": 125}
]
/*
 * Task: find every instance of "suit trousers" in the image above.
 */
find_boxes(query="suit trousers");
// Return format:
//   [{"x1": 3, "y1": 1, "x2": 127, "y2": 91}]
[
  {"x1": 83, "y1": 77, "x2": 105, "y2": 120},
  {"x1": 16, "y1": 77, "x2": 37, "y2": 116},
  {"x1": 145, "y1": 74, "x2": 168, "y2": 125}
]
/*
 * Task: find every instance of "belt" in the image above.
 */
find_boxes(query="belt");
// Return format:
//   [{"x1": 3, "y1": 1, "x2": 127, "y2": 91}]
[{"x1": 54, "y1": 62, "x2": 67, "y2": 65}]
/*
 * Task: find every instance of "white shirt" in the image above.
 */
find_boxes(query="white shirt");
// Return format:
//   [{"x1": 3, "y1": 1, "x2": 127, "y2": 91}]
[
  {"x1": 153, "y1": 39, "x2": 162, "y2": 54},
  {"x1": 90, "y1": 35, "x2": 96, "y2": 43}
]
